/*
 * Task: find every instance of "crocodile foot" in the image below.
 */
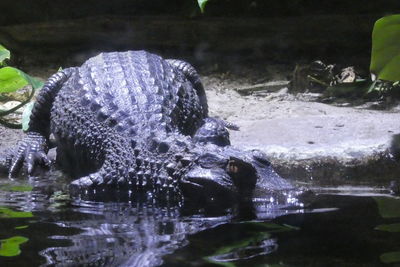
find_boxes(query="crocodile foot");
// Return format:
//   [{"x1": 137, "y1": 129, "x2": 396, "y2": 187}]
[{"x1": 5, "y1": 132, "x2": 50, "y2": 177}]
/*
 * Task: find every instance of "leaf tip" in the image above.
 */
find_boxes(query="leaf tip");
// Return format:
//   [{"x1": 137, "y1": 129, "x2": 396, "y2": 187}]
[{"x1": 198, "y1": 0, "x2": 208, "y2": 13}]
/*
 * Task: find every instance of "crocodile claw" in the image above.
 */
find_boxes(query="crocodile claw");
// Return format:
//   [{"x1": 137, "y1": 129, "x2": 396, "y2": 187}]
[
  {"x1": 7, "y1": 132, "x2": 49, "y2": 178},
  {"x1": 69, "y1": 172, "x2": 106, "y2": 194},
  {"x1": 70, "y1": 176, "x2": 94, "y2": 189}
]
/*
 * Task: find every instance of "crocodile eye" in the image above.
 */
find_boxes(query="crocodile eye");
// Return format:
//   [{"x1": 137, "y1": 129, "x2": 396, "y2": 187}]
[
  {"x1": 226, "y1": 157, "x2": 257, "y2": 193},
  {"x1": 227, "y1": 159, "x2": 239, "y2": 174},
  {"x1": 226, "y1": 157, "x2": 253, "y2": 175}
]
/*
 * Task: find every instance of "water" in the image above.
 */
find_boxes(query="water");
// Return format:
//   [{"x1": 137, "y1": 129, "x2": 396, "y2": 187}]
[{"x1": 0, "y1": 171, "x2": 399, "y2": 267}]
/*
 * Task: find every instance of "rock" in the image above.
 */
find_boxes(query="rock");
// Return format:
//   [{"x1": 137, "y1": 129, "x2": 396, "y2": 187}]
[{"x1": 205, "y1": 85, "x2": 400, "y2": 185}]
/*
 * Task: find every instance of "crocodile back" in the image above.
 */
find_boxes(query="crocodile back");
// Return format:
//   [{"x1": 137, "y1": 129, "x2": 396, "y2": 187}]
[
  {"x1": 49, "y1": 51, "x2": 206, "y2": 178},
  {"x1": 66, "y1": 51, "x2": 205, "y2": 137}
]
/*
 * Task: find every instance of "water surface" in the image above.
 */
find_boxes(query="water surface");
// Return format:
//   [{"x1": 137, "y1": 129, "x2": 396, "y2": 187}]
[{"x1": 0, "y1": 171, "x2": 399, "y2": 266}]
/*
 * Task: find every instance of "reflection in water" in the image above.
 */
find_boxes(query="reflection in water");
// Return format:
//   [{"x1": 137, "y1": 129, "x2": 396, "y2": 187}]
[
  {"x1": 39, "y1": 194, "x2": 306, "y2": 266},
  {"x1": 40, "y1": 201, "x2": 232, "y2": 267},
  {"x1": 159, "y1": 193, "x2": 400, "y2": 266},
  {"x1": 1, "y1": 171, "x2": 400, "y2": 266},
  {"x1": 2, "y1": 171, "x2": 400, "y2": 266},
  {"x1": 0, "y1": 171, "x2": 307, "y2": 267}
]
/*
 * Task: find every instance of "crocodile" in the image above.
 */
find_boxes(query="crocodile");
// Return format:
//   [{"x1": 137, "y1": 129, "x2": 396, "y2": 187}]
[{"x1": 0, "y1": 50, "x2": 292, "y2": 202}]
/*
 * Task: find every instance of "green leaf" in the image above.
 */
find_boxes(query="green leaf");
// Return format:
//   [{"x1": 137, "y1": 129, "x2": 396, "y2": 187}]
[
  {"x1": 375, "y1": 223, "x2": 400, "y2": 232},
  {"x1": 22, "y1": 101, "x2": 34, "y2": 131},
  {"x1": 0, "y1": 44, "x2": 10, "y2": 65},
  {"x1": 0, "y1": 236, "x2": 28, "y2": 257},
  {"x1": 0, "y1": 67, "x2": 29, "y2": 93},
  {"x1": 370, "y1": 14, "x2": 400, "y2": 81},
  {"x1": 0, "y1": 67, "x2": 44, "y2": 93},
  {"x1": 197, "y1": 0, "x2": 208, "y2": 13},
  {"x1": 0, "y1": 66, "x2": 43, "y2": 130},
  {"x1": 380, "y1": 251, "x2": 400, "y2": 264},
  {"x1": 20, "y1": 72, "x2": 44, "y2": 90},
  {"x1": 16, "y1": 69, "x2": 44, "y2": 90}
]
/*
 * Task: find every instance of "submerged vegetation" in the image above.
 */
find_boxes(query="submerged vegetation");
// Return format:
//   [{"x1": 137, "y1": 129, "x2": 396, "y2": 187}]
[
  {"x1": 0, "y1": 236, "x2": 29, "y2": 257},
  {"x1": 204, "y1": 222, "x2": 298, "y2": 266}
]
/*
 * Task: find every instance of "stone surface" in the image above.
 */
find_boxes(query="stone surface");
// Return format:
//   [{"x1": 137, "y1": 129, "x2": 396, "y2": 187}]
[{"x1": 205, "y1": 85, "x2": 400, "y2": 185}]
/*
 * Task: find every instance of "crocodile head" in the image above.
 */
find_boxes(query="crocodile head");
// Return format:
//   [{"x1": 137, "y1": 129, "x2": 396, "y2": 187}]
[{"x1": 180, "y1": 146, "x2": 293, "y2": 203}]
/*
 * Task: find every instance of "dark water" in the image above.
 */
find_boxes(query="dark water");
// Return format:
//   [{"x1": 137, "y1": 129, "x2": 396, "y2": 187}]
[{"x1": 0, "y1": 171, "x2": 399, "y2": 267}]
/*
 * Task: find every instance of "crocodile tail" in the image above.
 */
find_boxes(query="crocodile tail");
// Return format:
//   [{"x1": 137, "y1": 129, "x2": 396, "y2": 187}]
[
  {"x1": 28, "y1": 68, "x2": 73, "y2": 137},
  {"x1": 166, "y1": 59, "x2": 208, "y2": 117}
]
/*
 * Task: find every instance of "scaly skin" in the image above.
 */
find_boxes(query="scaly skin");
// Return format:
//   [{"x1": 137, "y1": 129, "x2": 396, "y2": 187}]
[{"x1": 0, "y1": 50, "x2": 293, "y2": 201}]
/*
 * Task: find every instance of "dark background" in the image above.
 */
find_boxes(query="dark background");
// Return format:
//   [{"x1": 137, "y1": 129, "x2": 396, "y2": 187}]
[
  {"x1": 1, "y1": 0, "x2": 400, "y2": 73},
  {"x1": 1, "y1": 0, "x2": 399, "y2": 25}
]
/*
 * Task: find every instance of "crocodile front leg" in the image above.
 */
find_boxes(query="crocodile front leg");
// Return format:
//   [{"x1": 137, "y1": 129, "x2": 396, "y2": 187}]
[
  {"x1": 3, "y1": 69, "x2": 72, "y2": 177},
  {"x1": 68, "y1": 135, "x2": 181, "y2": 196},
  {"x1": 69, "y1": 153, "x2": 128, "y2": 191},
  {"x1": 68, "y1": 134, "x2": 136, "y2": 193}
]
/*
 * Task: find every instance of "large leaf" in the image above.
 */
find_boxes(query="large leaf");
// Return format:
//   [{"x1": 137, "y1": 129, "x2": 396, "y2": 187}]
[
  {"x1": 0, "y1": 44, "x2": 10, "y2": 65},
  {"x1": 21, "y1": 72, "x2": 44, "y2": 90},
  {"x1": 370, "y1": 14, "x2": 400, "y2": 81},
  {"x1": 0, "y1": 67, "x2": 44, "y2": 93},
  {"x1": 0, "y1": 67, "x2": 29, "y2": 93}
]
